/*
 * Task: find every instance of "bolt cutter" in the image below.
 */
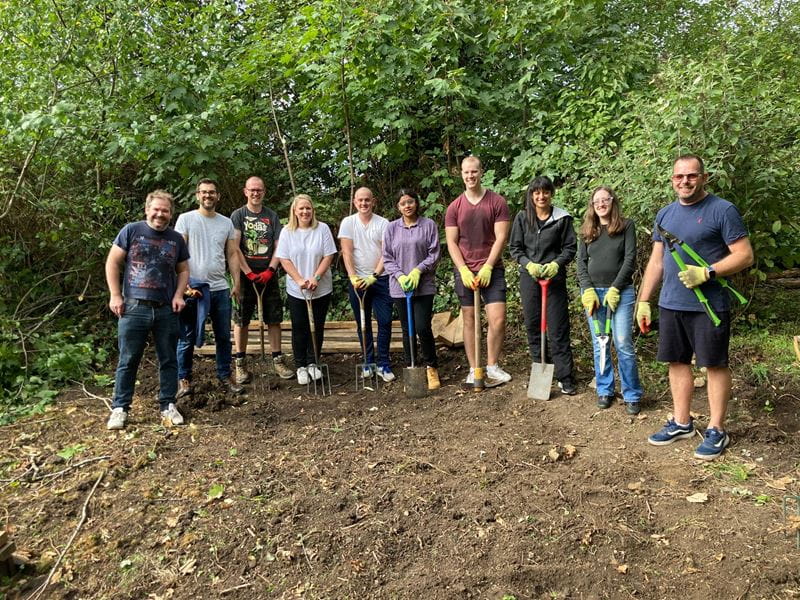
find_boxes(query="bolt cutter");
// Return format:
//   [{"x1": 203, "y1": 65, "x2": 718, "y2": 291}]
[{"x1": 656, "y1": 223, "x2": 721, "y2": 326}]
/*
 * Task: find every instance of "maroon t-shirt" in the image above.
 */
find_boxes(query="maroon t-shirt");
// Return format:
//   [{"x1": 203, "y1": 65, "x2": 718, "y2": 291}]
[{"x1": 444, "y1": 189, "x2": 510, "y2": 270}]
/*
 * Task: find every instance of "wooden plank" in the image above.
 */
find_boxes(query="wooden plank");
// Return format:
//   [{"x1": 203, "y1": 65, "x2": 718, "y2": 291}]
[
  {"x1": 0, "y1": 542, "x2": 15, "y2": 562},
  {"x1": 437, "y1": 310, "x2": 464, "y2": 347},
  {"x1": 0, "y1": 531, "x2": 7, "y2": 547}
]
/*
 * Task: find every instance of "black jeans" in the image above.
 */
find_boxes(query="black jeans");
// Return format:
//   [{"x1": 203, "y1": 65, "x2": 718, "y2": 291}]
[
  {"x1": 286, "y1": 294, "x2": 331, "y2": 368},
  {"x1": 520, "y1": 273, "x2": 574, "y2": 382},
  {"x1": 394, "y1": 294, "x2": 437, "y2": 368}
]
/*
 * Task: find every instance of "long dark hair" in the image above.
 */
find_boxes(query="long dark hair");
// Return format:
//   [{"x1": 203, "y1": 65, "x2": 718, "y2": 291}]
[
  {"x1": 525, "y1": 176, "x2": 555, "y2": 225},
  {"x1": 580, "y1": 185, "x2": 626, "y2": 243}
]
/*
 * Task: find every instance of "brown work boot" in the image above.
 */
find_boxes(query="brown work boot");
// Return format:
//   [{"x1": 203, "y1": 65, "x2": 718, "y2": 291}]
[
  {"x1": 426, "y1": 366, "x2": 441, "y2": 390},
  {"x1": 272, "y1": 354, "x2": 294, "y2": 379},
  {"x1": 177, "y1": 378, "x2": 192, "y2": 398},
  {"x1": 234, "y1": 357, "x2": 251, "y2": 384}
]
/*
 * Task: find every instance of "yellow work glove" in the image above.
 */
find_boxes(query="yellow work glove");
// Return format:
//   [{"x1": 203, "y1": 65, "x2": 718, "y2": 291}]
[
  {"x1": 476, "y1": 264, "x2": 493, "y2": 287},
  {"x1": 362, "y1": 274, "x2": 377, "y2": 287},
  {"x1": 526, "y1": 262, "x2": 542, "y2": 278},
  {"x1": 397, "y1": 274, "x2": 411, "y2": 292},
  {"x1": 458, "y1": 265, "x2": 476, "y2": 290},
  {"x1": 636, "y1": 301, "x2": 651, "y2": 333},
  {"x1": 603, "y1": 286, "x2": 620, "y2": 311},
  {"x1": 407, "y1": 268, "x2": 421, "y2": 290},
  {"x1": 581, "y1": 288, "x2": 600, "y2": 314},
  {"x1": 349, "y1": 275, "x2": 363, "y2": 288},
  {"x1": 541, "y1": 261, "x2": 559, "y2": 279},
  {"x1": 678, "y1": 265, "x2": 709, "y2": 289}
]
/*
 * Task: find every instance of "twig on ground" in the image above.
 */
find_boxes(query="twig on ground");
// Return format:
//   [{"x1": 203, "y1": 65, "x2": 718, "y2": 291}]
[
  {"x1": 34, "y1": 456, "x2": 110, "y2": 482},
  {"x1": 220, "y1": 582, "x2": 253, "y2": 595},
  {"x1": 645, "y1": 499, "x2": 654, "y2": 520},
  {"x1": 25, "y1": 469, "x2": 105, "y2": 600},
  {"x1": 77, "y1": 381, "x2": 112, "y2": 410}
]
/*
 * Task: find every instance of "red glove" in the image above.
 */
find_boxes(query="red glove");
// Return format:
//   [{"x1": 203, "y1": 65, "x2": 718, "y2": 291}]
[
  {"x1": 256, "y1": 267, "x2": 276, "y2": 285},
  {"x1": 245, "y1": 272, "x2": 258, "y2": 282}
]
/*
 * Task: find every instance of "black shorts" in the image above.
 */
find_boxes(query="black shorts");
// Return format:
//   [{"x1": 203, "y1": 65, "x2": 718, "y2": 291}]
[
  {"x1": 454, "y1": 267, "x2": 507, "y2": 306},
  {"x1": 657, "y1": 307, "x2": 730, "y2": 367},
  {"x1": 233, "y1": 278, "x2": 283, "y2": 326}
]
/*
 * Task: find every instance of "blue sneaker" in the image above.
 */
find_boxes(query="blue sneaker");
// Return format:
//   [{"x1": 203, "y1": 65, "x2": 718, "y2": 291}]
[
  {"x1": 648, "y1": 418, "x2": 696, "y2": 446},
  {"x1": 377, "y1": 366, "x2": 396, "y2": 382},
  {"x1": 361, "y1": 365, "x2": 374, "y2": 378},
  {"x1": 693, "y1": 427, "x2": 730, "y2": 460}
]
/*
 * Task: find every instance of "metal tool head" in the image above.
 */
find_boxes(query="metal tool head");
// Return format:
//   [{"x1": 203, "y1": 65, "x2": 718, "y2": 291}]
[
  {"x1": 355, "y1": 363, "x2": 379, "y2": 392},
  {"x1": 306, "y1": 363, "x2": 331, "y2": 396},
  {"x1": 655, "y1": 222, "x2": 681, "y2": 247}
]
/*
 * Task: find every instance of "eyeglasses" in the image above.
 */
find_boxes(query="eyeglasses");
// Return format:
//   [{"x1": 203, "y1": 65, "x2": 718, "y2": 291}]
[
  {"x1": 198, "y1": 190, "x2": 218, "y2": 196},
  {"x1": 246, "y1": 188, "x2": 265, "y2": 194},
  {"x1": 592, "y1": 199, "x2": 612, "y2": 206},
  {"x1": 671, "y1": 173, "x2": 701, "y2": 183}
]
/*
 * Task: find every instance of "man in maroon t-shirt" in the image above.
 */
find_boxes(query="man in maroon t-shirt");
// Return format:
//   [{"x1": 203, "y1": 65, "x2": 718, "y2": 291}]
[{"x1": 445, "y1": 156, "x2": 512, "y2": 385}]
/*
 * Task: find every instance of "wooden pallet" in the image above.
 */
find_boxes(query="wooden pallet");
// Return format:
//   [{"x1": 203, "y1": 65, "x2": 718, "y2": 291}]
[{"x1": 195, "y1": 312, "x2": 462, "y2": 356}]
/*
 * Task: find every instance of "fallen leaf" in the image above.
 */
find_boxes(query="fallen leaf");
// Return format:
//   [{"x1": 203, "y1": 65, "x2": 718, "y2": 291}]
[
  {"x1": 564, "y1": 444, "x2": 577, "y2": 458},
  {"x1": 548, "y1": 448, "x2": 561, "y2": 461},
  {"x1": 766, "y1": 476, "x2": 795, "y2": 491},
  {"x1": 714, "y1": 553, "x2": 725, "y2": 562},
  {"x1": 165, "y1": 516, "x2": 180, "y2": 528},
  {"x1": 627, "y1": 482, "x2": 642, "y2": 491},
  {"x1": 206, "y1": 483, "x2": 224, "y2": 501},
  {"x1": 686, "y1": 492, "x2": 708, "y2": 503},
  {"x1": 616, "y1": 564, "x2": 628, "y2": 574}
]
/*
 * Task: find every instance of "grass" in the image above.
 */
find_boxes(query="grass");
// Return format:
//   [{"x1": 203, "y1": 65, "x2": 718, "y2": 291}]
[{"x1": 705, "y1": 461, "x2": 752, "y2": 482}]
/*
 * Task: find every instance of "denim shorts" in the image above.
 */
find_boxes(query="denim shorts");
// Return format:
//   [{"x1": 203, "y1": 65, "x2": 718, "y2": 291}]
[
  {"x1": 454, "y1": 267, "x2": 507, "y2": 306},
  {"x1": 657, "y1": 307, "x2": 730, "y2": 367}
]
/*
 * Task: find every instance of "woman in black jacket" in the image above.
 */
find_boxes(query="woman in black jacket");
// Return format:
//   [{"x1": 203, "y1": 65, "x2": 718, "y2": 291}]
[{"x1": 509, "y1": 176, "x2": 578, "y2": 394}]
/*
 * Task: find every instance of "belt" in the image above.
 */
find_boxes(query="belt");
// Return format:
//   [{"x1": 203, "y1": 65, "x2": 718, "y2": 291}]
[{"x1": 135, "y1": 299, "x2": 167, "y2": 308}]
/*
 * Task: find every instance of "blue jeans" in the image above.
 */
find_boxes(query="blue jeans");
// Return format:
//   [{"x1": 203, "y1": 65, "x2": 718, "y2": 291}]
[
  {"x1": 585, "y1": 286, "x2": 643, "y2": 403},
  {"x1": 347, "y1": 276, "x2": 393, "y2": 369},
  {"x1": 112, "y1": 300, "x2": 179, "y2": 411},
  {"x1": 177, "y1": 289, "x2": 232, "y2": 381}
]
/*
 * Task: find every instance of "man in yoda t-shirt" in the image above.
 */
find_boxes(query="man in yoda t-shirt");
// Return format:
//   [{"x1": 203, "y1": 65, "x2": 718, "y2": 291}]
[{"x1": 445, "y1": 156, "x2": 512, "y2": 386}]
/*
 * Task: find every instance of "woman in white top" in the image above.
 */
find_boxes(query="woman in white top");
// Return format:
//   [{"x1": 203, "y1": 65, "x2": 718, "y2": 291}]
[{"x1": 276, "y1": 194, "x2": 338, "y2": 384}]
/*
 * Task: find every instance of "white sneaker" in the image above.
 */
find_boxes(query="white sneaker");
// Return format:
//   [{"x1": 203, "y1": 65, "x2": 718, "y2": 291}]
[
  {"x1": 308, "y1": 364, "x2": 323, "y2": 381},
  {"x1": 160, "y1": 403, "x2": 184, "y2": 426},
  {"x1": 297, "y1": 367, "x2": 309, "y2": 385},
  {"x1": 377, "y1": 367, "x2": 396, "y2": 382},
  {"x1": 106, "y1": 407, "x2": 127, "y2": 430},
  {"x1": 487, "y1": 364, "x2": 512, "y2": 382},
  {"x1": 465, "y1": 368, "x2": 475, "y2": 384}
]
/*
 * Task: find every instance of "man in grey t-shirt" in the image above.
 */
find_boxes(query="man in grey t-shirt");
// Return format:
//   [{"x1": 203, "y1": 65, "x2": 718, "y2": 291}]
[{"x1": 174, "y1": 178, "x2": 243, "y2": 397}]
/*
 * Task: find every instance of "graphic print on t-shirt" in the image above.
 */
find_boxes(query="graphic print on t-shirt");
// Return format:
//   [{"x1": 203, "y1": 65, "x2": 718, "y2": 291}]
[
  {"x1": 243, "y1": 215, "x2": 276, "y2": 260},
  {"x1": 127, "y1": 234, "x2": 178, "y2": 291}
]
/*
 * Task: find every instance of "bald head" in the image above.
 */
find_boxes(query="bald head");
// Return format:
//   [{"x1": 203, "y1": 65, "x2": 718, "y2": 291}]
[
  {"x1": 243, "y1": 176, "x2": 266, "y2": 208},
  {"x1": 353, "y1": 187, "x2": 376, "y2": 216}
]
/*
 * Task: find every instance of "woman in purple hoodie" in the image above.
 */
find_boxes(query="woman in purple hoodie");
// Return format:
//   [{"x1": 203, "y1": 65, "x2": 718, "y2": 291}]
[{"x1": 382, "y1": 189, "x2": 441, "y2": 390}]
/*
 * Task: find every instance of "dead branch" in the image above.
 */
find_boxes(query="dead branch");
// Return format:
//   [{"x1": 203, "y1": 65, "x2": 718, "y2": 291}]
[
  {"x1": 76, "y1": 381, "x2": 111, "y2": 410},
  {"x1": 34, "y1": 456, "x2": 110, "y2": 482},
  {"x1": 25, "y1": 469, "x2": 105, "y2": 600},
  {"x1": 0, "y1": 139, "x2": 39, "y2": 221},
  {"x1": 267, "y1": 76, "x2": 296, "y2": 197},
  {"x1": 340, "y1": 58, "x2": 356, "y2": 210}
]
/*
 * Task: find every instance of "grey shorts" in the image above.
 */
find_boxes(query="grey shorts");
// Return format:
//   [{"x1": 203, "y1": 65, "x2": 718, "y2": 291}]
[{"x1": 454, "y1": 267, "x2": 507, "y2": 306}]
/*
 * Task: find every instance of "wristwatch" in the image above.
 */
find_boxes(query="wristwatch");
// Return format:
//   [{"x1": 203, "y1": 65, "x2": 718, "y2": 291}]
[
  {"x1": 314, "y1": 274, "x2": 322, "y2": 282},
  {"x1": 706, "y1": 265, "x2": 717, "y2": 280}
]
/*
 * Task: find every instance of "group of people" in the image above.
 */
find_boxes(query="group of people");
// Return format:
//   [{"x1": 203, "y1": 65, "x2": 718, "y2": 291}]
[{"x1": 105, "y1": 154, "x2": 753, "y2": 461}]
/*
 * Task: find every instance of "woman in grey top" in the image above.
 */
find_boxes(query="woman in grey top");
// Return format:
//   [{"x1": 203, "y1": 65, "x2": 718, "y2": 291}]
[{"x1": 577, "y1": 186, "x2": 643, "y2": 414}]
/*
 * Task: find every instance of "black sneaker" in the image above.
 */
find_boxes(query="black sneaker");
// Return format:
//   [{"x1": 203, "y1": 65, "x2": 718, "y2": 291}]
[
  {"x1": 597, "y1": 395, "x2": 613, "y2": 409},
  {"x1": 558, "y1": 378, "x2": 577, "y2": 396},
  {"x1": 625, "y1": 402, "x2": 641, "y2": 415}
]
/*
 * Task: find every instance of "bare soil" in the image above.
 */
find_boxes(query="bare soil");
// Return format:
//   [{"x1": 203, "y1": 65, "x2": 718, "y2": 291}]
[{"x1": 2, "y1": 340, "x2": 800, "y2": 600}]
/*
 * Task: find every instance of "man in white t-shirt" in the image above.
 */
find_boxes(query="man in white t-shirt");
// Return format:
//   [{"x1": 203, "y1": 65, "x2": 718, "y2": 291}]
[
  {"x1": 339, "y1": 187, "x2": 395, "y2": 381},
  {"x1": 175, "y1": 179, "x2": 243, "y2": 397}
]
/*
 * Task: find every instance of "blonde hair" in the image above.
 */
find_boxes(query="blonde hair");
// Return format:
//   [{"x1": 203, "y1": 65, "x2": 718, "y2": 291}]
[
  {"x1": 286, "y1": 193, "x2": 319, "y2": 231},
  {"x1": 145, "y1": 189, "x2": 173, "y2": 209}
]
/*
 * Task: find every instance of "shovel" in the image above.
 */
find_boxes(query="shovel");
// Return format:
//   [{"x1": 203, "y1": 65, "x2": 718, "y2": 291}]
[
  {"x1": 403, "y1": 290, "x2": 427, "y2": 398},
  {"x1": 463, "y1": 286, "x2": 503, "y2": 391},
  {"x1": 354, "y1": 287, "x2": 379, "y2": 392},
  {"x1": 303, "y1": 289, "x2": 331, "y2": 396},
  {"x1": 591, "y1": 306, "x2": 612, "y2": 373},
  {"x1": 527, "y1": 278, "x2": 555, "y2": 400}
]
